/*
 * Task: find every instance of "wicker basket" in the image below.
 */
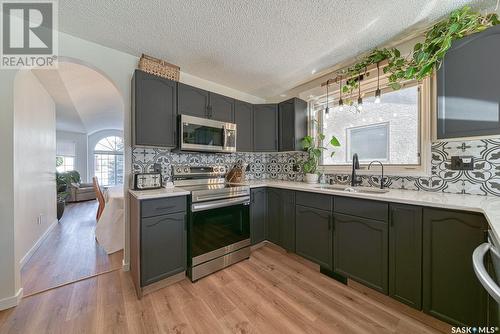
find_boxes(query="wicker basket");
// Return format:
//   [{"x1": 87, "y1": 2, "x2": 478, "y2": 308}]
[{"x1": 138, "y1": 54, "x2": 180, "y2": 81}]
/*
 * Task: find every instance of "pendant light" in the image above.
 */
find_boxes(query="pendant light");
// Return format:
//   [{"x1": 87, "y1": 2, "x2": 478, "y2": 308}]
[
  {"x1": 356, "y1": 74, "x2": 363, "y2": 112},
  {"x1": 338, "y1": 76, "x2": 344, "y2": 111},
  {"x1": 324, "y1": 79, "x2": 330, "y2": 118},
  {"x1": 374, "y1": 62, "x2": 381, "y2": 104}
]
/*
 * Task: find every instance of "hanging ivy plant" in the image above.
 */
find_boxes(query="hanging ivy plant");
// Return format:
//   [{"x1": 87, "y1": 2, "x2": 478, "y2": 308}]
[{"x1": 340, "y1": 6, "x2": 499, "y2": 93}]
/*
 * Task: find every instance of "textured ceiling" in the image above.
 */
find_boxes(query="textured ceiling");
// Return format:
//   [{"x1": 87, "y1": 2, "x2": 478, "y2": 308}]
[
  {"x1": 34, "y1": 62, "x2": 123, "y2": 134},
  {"x1": 58, "y1": 0, "x2": 493, "y2": 100}
]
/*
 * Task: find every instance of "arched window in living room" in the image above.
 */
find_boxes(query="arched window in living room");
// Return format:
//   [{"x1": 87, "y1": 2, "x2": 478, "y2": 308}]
[{"x1": 94, "y1": 136, "x2": 124, "y2": 186}]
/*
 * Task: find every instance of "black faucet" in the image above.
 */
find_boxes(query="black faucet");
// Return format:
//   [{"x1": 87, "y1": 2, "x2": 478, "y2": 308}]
[
  {"x1": 368, "y1": 160, "x2": 385, "y2": 189},
  {"x1": 351, "y1": 153, "x2": 362, "y2": 186}
]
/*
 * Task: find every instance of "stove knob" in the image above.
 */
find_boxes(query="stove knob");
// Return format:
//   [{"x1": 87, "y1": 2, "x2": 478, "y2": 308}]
[
  {"x1": 175, "y1": 167, "x2": 181, "y2": 173},
  {"x1": 184, "y1": 167, "x2": 189, "y2": 173}
]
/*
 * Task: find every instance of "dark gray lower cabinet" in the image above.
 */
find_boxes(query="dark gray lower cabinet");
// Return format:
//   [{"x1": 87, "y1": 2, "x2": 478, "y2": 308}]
[
  {"x1": 389, "y1": 204, "x2": 422, "y2": 309},
  {"x1": 295, "y1": 205, "x2": 332, "y2": 269},
  {"x1": 141, "y1": 211, "x2": 186, "y2": 286},
  {"x1": 334, "y1": 213, "x2": 388, "y2": 293},
  {"x1": 266, "y1": 188, "x2": 295, "y2": 251},
  {"x1": 422, "y1": 208, "x2": 488, "y2": 326},
  {"x1": 250, "y1": 188, "x2": 267, "y2": 245}
]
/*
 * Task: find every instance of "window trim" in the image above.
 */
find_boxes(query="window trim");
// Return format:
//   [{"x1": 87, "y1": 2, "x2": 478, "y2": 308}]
[
  {"x1": 93, "y1": 136, "x2": 124, "y2": 186},
  {"x1": 309, "y1": 76, "x2": 432, "y2": 177},
  {"x1": 56, "y1": 155, "x2": 76, "y2": 173}
]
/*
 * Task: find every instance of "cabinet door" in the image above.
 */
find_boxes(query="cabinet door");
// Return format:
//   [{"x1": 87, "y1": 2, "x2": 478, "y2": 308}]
[
  {"x1": 253, "y1": 104, "x2": 278, "y2": 152},
  {"x1": 437, "y1": 24, "x2": 500, "y2": 139},
  {"x1": 279, "y1": 98, "x2": 307, "y2": 151},
  {"x1": 266, "y1": 188, "x2": 282, "y2": 245},
  {"x1": 134, "y1": 70, "x2": 177, "y2": 147},
  {"x1": 234, "y1": 100, "x2": 253, "y2": 152},
  {"x1": 250, "y1": 188, "x2": 267, "y2": 245},
  {"x1": 280, "y1": 190, "x2": 296, "y2": 252},
  {"x1": 209, "y1": 92, "x2": 234, "y2": 122},
  {"x1": 423, "y1": 208, "x2": 488, "y2": 326},
  {"x1": 141, "y1": 212, "x2": 186, "y2": 286},
  {"x1": 278, "y1": 99, "x2": 295, "y2": 151},
  {"x1": 389, "y1": 204, "x2": 422, "y2": 309},
  {"x1": 177, "y1": 82, "x2": 209, "y2": 118},
  {"x1": 295, "y1": 205, "x2": 332, "y2": 269},
  {"x1": 334, "y1": 213, "x2": 388, "y2": 293}
]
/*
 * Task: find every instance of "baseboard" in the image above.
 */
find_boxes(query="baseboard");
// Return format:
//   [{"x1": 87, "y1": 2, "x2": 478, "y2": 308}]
[
  {"x1": 0, "y1": 288, "x2": 23, "y2": 310},
  {"x1": 19, "y1": 218, "x2": 58, "y2": 269},
  {"x1": 122, "y1": 259, "x2": 130, "y2": 271}
]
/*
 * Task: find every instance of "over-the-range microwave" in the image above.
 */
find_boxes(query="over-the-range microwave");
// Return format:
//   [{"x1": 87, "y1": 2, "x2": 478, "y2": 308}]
[{"x1": 179, "y1": 114, "x2": 237, "y2": 153}]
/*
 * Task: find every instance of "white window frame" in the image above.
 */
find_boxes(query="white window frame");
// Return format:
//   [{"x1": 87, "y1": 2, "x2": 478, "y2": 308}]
[
  {"x1": 93, "y1": 136, "x2": 124, "y2": 186},
  {"x1": 310, "y1": 76, "x2": 432, "y2": 177},
  {"x1": 346, "y1": 122, "x2": 390, "y2": 163},
  {"x1": 56, "y1": 155, "x2": 75, "y2": 173}
]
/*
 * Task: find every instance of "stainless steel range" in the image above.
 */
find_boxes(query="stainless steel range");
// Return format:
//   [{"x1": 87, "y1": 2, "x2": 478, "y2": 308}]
[{"x1": 173, "y1": 166, "x2": 250, "y2": 281}]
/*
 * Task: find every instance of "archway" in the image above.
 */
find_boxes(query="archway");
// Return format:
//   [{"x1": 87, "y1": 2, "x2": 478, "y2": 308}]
[{"x1": 13, "y1": 56, "x2": 126, "y2": 296}]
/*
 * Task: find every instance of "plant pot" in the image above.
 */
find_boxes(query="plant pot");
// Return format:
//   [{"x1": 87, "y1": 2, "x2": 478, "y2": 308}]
[
  {"x1": 57, "y1": 200, "x2": 65, "y2": 221},
  {"x1": 304, "y1": 173, "x2": 319, "y2": 184}
]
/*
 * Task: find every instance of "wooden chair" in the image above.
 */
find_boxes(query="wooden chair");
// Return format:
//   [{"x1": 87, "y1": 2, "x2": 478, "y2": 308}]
[{"x1": 93, "y1": 177, "x2": 105, "y2": 221}]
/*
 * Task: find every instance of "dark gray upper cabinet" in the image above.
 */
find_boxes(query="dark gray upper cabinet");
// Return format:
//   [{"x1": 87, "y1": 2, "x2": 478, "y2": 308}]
[
  {"x1": 437, "y1": 24, "x2": 500, "y2": 139},
  {"x1": 295, "y1": 205, "x2": 332, "y2": 269},
  {"x1": 250, "y1": 188, "x2": 267, "y2": 245},
  {"x1": 133, "y1": 70, "x2": 177, "y2": 147},
  {"x1": 253, "y1": 104, "x2": 278, "y2": 152},
  {"x1": 234, "y1": 100, "x2": 253, "y2": 152},
  {"x1": 266, "y1": 188, "x2": 295, "y2": 251},
  {"x1": 334, "y1": 212, "x2": 388, "y2": 294},
  {"x1": 389, "y1": 204, "x2": 422, "y2": 310},
  {"x1": 278, "y1": 98, "x2": 307, "y2": 151},
  {"x1": 141, "y1": 211, "x2": 186, "y2": 286},
  {"x1": 177, "y1": 82, "x2": 209, "y2": 118},
  {"x1": 209, "y1": 92, "x2": 234, "y2": 122},
  {"x1": 422, "y1": 208, "x2": 488, "y2": 327}
]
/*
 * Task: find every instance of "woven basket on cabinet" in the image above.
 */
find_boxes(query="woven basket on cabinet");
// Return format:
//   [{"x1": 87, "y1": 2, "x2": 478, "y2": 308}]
[{"x1": 138, "y1": 54, "x2": 180, "y2": 81}]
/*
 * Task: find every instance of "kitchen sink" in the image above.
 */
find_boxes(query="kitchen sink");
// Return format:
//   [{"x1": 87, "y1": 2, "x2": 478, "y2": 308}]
[{"x1": 314, "y1": 184, "x2": 390, "y2": 194}]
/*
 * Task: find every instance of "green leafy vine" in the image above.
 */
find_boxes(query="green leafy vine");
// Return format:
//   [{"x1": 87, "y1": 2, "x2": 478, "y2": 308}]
[{"x1": 340, "y1": 6, "x2": 499, "y2": 93}]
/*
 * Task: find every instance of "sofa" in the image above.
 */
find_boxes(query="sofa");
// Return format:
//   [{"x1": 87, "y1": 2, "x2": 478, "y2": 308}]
[{"x1": 63, "y1": 171, "x2": 97, "y2": 202}]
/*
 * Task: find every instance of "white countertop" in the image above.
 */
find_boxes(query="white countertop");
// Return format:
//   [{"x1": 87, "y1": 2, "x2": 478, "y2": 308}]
[
  {"x1": 128, "y1": 187, "x2": 190, "y2": 200},
  {"x1": 238, "y1": 180, "x2": 500, "y2": 242},
  {"x1": 129, "y1": 180, "x2": 500, "y2": 242}
]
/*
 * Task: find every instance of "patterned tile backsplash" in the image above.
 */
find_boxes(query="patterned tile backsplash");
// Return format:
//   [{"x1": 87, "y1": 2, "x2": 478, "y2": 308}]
[{"x1": 132, "y1": 138, "x2": 500, "y2": 197}]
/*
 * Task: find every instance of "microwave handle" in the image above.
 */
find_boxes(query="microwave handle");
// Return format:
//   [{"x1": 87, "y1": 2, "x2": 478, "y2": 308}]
[{"x1": 223, "y1": 126, "x2": 227, "y2": 148}]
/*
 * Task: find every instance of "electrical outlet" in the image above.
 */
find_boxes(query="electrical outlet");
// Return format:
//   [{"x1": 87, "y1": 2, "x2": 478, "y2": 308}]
[
  {"x1": 37, "y1": 214, "x2": 44, "y2": 225},
  {"x1": 450, "y1": 156, "x2": 474, "y2": 170}
]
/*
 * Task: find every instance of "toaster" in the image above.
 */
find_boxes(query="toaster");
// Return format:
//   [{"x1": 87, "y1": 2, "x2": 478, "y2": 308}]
[{"x1": 134, "y1": 172, "x2": 162, "y2": 190}]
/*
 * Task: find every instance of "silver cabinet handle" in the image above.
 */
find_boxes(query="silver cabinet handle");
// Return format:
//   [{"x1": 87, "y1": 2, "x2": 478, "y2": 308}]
[{"x1": 472, "y1": 242, "x2": 500, "y2": 303}]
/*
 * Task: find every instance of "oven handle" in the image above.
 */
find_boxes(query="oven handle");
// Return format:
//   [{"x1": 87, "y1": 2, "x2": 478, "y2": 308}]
[{"x1": 191, "y1": 196, "x2": 250, "y2": 212}]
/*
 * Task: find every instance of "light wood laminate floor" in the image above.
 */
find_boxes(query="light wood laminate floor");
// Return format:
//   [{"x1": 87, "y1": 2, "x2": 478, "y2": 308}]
[
  {"x1": 21, "y1": 200, "x2": 123, "y2": 296},
  {"x1": 2, "y1": 244, "x2": 449, "y2": 334}
]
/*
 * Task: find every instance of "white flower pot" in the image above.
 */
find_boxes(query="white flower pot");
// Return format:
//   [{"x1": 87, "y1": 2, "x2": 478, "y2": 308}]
[{"x1": 304, "y1": 173, "x2": 319, "y2": 184}]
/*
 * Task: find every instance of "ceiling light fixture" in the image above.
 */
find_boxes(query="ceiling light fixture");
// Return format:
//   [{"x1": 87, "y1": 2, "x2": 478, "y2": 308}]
[
  {"x1": 338, "y1": 75, "x2": 344, "y2": 111},
  {"x1": 356, "y1": 74, "x2": 363, "y2": 112},
  {"x1": 375, "y1": 62, "x2": 381, "y2": 104}
]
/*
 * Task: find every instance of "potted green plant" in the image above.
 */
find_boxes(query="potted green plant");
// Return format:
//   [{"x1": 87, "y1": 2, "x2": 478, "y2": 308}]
[{"x1": 300, "y1": 132, "x2": 340, "y2": 184}]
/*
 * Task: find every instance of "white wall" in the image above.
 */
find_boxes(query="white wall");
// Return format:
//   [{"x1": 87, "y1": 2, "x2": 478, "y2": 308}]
[
  {"x1": 56, "y1": 130, "x2": 88, "y2": 182},
  {"x1": 88, "y1": 129, "x2": 124, "y2": 181},
  {"x1": 13, "y1": 71, "x2": 57, "y2": 275},
  {"x1": 0, "y1": 69, "x2": 18, "y2": 309}
]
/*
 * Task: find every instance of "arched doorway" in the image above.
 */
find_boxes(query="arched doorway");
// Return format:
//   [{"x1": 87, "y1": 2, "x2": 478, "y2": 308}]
[{"x1": 14, "y1": 57, "x2": 126, "y2": 296}]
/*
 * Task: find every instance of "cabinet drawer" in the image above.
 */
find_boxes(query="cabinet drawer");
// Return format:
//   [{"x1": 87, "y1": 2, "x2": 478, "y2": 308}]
[
  {"x1": 141, "y1": 196, "x2": 186, "y2": 218},
  {"x1": 295, "y1": 191, "x2": 332, "y2": 211},
  {"x1": 334, "y1": 197, "x2": 388, "y2": 222}
]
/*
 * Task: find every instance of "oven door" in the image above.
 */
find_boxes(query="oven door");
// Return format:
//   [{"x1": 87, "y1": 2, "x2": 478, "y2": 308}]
[
  {"x1": 180, "y1": 115, "x2": 236, "y2": 153},
  {"x1": 189, "y1": 196, "x2": 250, "y2": 265}
]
